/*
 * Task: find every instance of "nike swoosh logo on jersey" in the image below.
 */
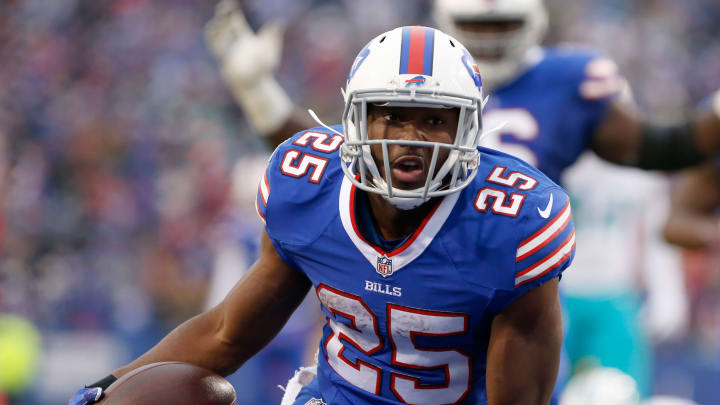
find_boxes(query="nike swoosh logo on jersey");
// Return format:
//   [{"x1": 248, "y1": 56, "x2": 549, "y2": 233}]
[{"x1": 537, "y1": 193, "x2": 553, "y2": 218}]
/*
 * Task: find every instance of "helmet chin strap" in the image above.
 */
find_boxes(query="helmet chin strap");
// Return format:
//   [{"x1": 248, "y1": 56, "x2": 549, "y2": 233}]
[
  {"x1": 364, "y1": 153, "x2": 432, "y2": 210},
  {"x1": 308, "y1": 108, "x2": 343, "y2": 136},
  {"x1": 383, "y1": 195, "x2": 429, "y2": 210},
  {"x1": 370, "y1": 177, "x2": 439, "y2": 210}
]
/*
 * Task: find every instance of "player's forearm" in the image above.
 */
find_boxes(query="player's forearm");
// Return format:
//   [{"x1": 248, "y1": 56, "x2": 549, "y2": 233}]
[
  {"x1": 112, "y1": 308, "x2": 247, "y2": 379},
  {"x1": 694, "y1": 107, "x2": 720, "y2": 156},
  {"x1": 634, "y1": 104, "x2": 720, "y2": 169},
  {"x1": 695, "y1": 89, "x2": 720, "y2": 154},
  {"x1": 592, "y1": 101, "x2": 720, "y2": 170},
  {"x1": 663, "y1": 214, "x2": 719, "y2": 250},
  {"x1": 110, "y1": 236, "x2": 312, "y2": 381}
]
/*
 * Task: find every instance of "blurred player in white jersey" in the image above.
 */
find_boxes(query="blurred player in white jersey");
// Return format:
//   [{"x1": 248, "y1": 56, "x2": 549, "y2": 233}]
[{"x1": 561, "y1": 152, "x2": 689, "y2": 396}]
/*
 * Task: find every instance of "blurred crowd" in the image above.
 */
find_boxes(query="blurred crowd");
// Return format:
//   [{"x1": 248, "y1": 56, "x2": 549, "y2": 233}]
[{"x1": 0, "y1": 0, "x2": 718, "y2": 404}]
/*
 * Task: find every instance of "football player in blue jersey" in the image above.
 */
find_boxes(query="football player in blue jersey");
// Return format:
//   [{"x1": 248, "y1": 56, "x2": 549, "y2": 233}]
[{"x1": 71, "y1": 26, "x2": 576, "y2": 405}]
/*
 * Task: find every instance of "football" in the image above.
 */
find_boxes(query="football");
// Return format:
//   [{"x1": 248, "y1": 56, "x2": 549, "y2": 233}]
[{"x1": 99, "y1": 362, "x2": 237, "y2": 405}]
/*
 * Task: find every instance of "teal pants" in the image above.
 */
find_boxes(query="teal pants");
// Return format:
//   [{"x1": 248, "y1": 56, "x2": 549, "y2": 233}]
[{"x1": 562, "y1": 292, "x2": 651, "y2": 397}]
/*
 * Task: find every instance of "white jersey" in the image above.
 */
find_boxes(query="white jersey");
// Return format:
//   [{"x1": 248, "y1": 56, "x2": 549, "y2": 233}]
[{"x1": 560, "y1": 152, "x2": 681, "y2": 296}]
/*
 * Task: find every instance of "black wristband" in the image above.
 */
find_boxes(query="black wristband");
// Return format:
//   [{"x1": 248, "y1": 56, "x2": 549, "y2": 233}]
[
  {"x1": 637, "y1": 121, "x2": 706, "y2": 170},
  {"x1": 86, "y1": 374, "x2": 117, "y2": 390}
]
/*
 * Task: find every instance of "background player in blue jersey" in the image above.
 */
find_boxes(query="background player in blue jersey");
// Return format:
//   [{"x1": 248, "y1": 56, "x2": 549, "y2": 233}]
[
  {"x1": 71, "y1": 26, "x2": 575, "y2": 405},
  {"x1": 205, "y1": 0, "x2": 720, "y2": 180}
]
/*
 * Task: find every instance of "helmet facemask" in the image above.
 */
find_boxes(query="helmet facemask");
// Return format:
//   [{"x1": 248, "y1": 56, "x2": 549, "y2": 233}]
[
  {"x1": 340, "y1": 86, "x2": 483, "y2": 210},
  {"x1": 325, "y1": 26, "x2": 486, "y2": 210}
]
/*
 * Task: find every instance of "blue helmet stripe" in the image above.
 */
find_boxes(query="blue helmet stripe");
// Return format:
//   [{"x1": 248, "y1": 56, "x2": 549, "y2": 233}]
[
  {"x1": 399, "y1": 27, "x2": 412, "y2": 74},
  {"x1": 422, "y1": 28, "x2": 435, "y2": 76}
]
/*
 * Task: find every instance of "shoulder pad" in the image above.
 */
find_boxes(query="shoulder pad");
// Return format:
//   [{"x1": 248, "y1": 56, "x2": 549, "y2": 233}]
[
  {"x1": 467, "y1": 147, "x2": 557, "y2": 224},
  {"x1": 514, "y1": 183, "x2": 574, "y2": 289},
  {"x1": 256, "y1": 125, "x2": 345, "y2": 246},
  {"x1": 472, "y1": 147, "x2": 575, "y2": 288}
]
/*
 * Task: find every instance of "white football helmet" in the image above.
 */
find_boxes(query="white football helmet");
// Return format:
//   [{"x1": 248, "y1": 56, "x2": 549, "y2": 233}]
[
  {"x1": 338, "y1": 26, "x2": 485, "y2": 210},
  {"x1": 433, "y1": 0, "x2": 548, "y2": 91}
]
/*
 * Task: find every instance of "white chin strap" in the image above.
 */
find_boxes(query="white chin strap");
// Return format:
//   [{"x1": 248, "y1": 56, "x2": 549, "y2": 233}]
[
  {"x1": 371, "y1": 178, "x2": 439, "y2": 210},
  {"x1": 369, "y1": 150, "x2": 459, "y2": 211}
]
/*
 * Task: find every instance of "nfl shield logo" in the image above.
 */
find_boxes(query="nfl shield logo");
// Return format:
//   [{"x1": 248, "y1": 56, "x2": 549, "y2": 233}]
[{"x1": 376, "y1": 256, "x2": 394, "y2": 277}]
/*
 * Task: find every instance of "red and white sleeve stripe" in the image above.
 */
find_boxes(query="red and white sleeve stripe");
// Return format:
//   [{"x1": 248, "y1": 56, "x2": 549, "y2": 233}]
[
  {"x1": 515, "y1": 230, "x2": 576, "y2": 287},
  {"x1": 259, "y1": 172, "x2": 270, "y2": 206},
  {"x1": 514, "y1": 196, "x2": 575, "y2": 288},
  {"x1": 255, "y1": 172, "x2": 270, "y2": 223},
  {"x1": 516, "y1": 200, "x2": 572, "y2": 262}
]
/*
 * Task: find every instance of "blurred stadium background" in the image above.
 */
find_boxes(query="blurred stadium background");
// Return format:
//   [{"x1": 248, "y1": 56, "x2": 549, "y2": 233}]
[{"x1": 0, "y1": 0, "x2": 718, "y2": 404}]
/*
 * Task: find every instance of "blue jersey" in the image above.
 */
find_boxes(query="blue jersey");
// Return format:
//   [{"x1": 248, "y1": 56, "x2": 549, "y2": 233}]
[
  {"x1": 256, "y1": 127, "x2": 576, "y2": 405},
  {"x1": 482, "y1": 46, "x2": 621, "y2": 184}
]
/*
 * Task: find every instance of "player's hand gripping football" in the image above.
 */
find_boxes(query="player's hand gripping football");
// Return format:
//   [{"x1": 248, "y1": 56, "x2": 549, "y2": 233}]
[
  {"x1": 68, "y1": 387, "x2": 104, "y2": 405},
  {"x1": 204, "y1": 0, "x2": 285, "y2": 87}
]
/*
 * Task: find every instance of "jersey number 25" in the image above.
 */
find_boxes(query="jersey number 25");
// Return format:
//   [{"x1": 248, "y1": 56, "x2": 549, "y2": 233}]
[
  {"x1": 318, "y1": 284, "x2": 471, "y2": 405},
  {"x1": 280, "y1": 131, "x2": 343, "y2": 183}
]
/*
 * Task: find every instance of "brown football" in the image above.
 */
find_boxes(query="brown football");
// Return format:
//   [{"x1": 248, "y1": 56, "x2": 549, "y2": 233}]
[{"x1": 99, "y1": 362, "x2": 237, "y2": 405}]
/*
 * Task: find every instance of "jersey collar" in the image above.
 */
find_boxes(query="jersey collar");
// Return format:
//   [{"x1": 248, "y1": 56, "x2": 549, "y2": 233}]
[{"x1": 338, "y1": 175, "x2": 459, "y2": 273}]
